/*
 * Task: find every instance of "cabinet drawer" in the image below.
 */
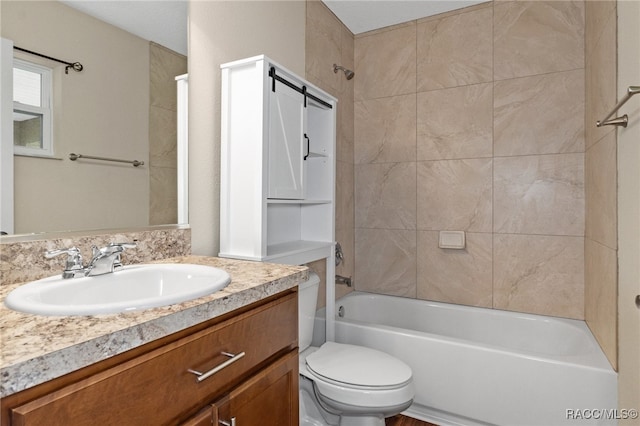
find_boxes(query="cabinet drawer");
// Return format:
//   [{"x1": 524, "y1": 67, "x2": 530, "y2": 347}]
[{"x1": 11, "y1": 292, "x2": 297, "y2": 426}]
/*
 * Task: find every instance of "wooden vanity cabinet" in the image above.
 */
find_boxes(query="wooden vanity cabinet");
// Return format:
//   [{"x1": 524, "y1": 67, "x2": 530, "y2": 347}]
[
  {"x1": 182, "y1": 349, "x2": 298, "y2": 426},
  {"x1": 3, "y1": 290, "x2": 299, "y2": 426}
]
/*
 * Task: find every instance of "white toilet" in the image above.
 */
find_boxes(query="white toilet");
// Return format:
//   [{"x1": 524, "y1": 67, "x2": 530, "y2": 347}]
[{"x1": 298, "y1": 273, "x2": 414, "y2": 426}]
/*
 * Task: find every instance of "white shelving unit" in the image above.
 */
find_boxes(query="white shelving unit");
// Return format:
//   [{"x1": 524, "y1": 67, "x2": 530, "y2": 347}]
[{"x1": 219, "y1": 56, "x2": 337, "y2": 338}]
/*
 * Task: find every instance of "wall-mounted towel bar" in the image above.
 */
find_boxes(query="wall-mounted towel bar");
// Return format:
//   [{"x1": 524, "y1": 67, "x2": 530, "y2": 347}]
[
  {"x1": 69, "y1": 153, "x2": 144, "y2": 167},
  {"x1": 596, "y1": 85, "x2": 640, "y2": 127}
]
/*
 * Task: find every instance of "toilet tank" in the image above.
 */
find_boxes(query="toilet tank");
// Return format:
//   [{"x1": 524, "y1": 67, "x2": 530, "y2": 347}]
[{"x1": 298, "y1": 272, "x2": 320, "y2": 351}]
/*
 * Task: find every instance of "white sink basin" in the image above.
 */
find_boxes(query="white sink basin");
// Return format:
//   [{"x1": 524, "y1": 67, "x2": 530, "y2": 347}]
[{"x1": 4, "y1": 264, "x2": 231, "y2": 316}]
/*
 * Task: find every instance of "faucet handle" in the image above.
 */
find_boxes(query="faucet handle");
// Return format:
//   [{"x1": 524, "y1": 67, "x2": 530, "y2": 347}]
[
  {"x1": 105, "y1": 242, "x2": 137, "y2": 253},
  {"x1": 89, "y1": 242, "x2": 137, "y2": 275},
  {"x1": 45, "y1": 247, "x2": 84, "y2": 278},
  {"x1": 92, "y1": 242, "x2": 137, "y2": 256},
  {"x1": 107, "y1": 242, "x2": 136, "y2": 269},
  {"x1": 45, "y1": 246, "x2": 82, "y2": 262},
  {"x1": 110, "y1": 242, "x2": 137, "y2": 249}
]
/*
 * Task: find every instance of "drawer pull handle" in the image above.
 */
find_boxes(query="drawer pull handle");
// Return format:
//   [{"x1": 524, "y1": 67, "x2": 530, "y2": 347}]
[
  {"x1": 188, "y1": 351, "x2": 246, "y2": 383},
  {"x1": 219, "y1": 418, "x2": 236, "y2": 426}
]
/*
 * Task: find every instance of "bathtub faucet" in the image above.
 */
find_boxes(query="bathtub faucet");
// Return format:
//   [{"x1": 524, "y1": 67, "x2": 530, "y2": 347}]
[{"x1": 336, "y1": 275, "x2": 353, "y2": 287}]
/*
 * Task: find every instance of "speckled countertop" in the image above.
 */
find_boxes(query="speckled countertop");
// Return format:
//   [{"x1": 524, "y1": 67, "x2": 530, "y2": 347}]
[{"x1": 0, "y1": 255, "x2": 307, "y2": 398}]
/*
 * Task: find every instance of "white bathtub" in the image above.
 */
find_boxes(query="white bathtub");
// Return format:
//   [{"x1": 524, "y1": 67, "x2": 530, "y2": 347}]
[{"x1": 313, "y1": 292, "x2": 617, "y2": 426}]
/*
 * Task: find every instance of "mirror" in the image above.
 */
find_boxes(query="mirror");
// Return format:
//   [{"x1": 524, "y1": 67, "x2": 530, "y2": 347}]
[{"x1": 0, "y1": 0, "x2": 188, "y2": 237}]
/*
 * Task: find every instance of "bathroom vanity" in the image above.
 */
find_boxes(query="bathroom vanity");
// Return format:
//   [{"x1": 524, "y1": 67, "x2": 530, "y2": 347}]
[{"x1": 0, "y1": 256, "x2": 306, "y2": 425}]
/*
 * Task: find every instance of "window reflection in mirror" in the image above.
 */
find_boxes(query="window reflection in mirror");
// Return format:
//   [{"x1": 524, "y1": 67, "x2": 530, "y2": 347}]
[{"x1": 13, "y1": 59, "x2": 53, "y2": 157}]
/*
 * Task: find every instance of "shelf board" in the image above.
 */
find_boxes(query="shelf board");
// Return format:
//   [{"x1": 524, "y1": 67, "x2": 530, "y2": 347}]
[
  {"x1": 306, "y1": 151, "x2": 327, "y2": 158},
  {"x1": 267, "y1": 199, "x2": 331, "y2": 205},
  {"x1": 265, "y1": 240, "x2": 332, "y2": 264}
]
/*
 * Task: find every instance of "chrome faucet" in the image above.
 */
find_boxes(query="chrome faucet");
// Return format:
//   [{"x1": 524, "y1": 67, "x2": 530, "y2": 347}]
[
  {"x1": 86, "y1": 243, "x2": 136, "y2": 276},
  {"x1": 45, "y1": 242, "x2": 136, "y2": 278}
]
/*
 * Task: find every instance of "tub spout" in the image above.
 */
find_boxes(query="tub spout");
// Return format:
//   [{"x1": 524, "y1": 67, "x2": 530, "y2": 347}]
[{"x1": 336, "y1": 275, "x2": 352, "y2": 287}]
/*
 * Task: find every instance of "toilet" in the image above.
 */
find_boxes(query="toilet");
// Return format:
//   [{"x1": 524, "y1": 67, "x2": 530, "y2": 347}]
[{"x1": 298, "y1": 273, "x2": 414, "y2": 426}]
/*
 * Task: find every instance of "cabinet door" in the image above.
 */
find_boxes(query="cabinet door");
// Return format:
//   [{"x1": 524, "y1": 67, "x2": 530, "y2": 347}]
[
  {"x1": 214, "y1": 349, "x2": 299, "y2": 426},
  {"x1": 180, "y1": 406, "x2": 215, "y2": 426},
  {"x1": 268, "y1": 82, "x2": 305, "y2": 200}
]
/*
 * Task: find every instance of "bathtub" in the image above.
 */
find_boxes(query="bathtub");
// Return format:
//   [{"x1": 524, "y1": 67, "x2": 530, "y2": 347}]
[{"x1": 313, "y1": 292, "x2": 617, "y2": 426}]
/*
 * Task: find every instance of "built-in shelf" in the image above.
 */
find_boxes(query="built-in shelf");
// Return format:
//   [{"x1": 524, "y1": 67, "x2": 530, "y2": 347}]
[
  {"x1": 265, "y1": 240, "x2": 333, "y2": 264},
  {"x1": 267, "y1": 199, "x2": 331, "y2": 205},
  {"x1": 306, "y1": 151, "x2": 327, "y2": 158}
]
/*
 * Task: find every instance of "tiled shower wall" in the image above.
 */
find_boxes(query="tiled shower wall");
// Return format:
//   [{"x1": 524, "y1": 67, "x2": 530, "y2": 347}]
[
  {"x1": 305, "y1": 0, "x2": 355, "y2": 308},
  {"x1": 353, "y1": 1, "x2": 587, "y2": 320},
  {"x1": 149, "y1": 42, "x2": 188, "y2": 226},
  {"x1": 584, "y1": 1, "x2": 618, "y2": 369}
]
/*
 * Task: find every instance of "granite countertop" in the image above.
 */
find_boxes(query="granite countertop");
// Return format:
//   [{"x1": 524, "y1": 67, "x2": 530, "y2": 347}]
[{"x1": 0, "y1": 255, "x2": 308, "y2": 398}]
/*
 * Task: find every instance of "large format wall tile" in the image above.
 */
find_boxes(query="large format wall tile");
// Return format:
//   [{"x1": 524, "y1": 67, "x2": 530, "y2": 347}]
[
  {"x1": 494, "y1": 1, "x2": 584, "y2": 80},
  {"x1": 494, "y1": 70, "x2": 585, "y2": 156},
  {"x1": 494, "y1": 154, "x2": 584, "y2": 236},
  {"x1": 416, "y1": 6, "x2": 492, "y2": 91},
  {"x1": 355, "y1": 94, "x2": 416, "y2": 164},
  {"x1": 584, "y1": 238, "x2": 617, "y2": 368},
  {"x1": 356, "y1": 162, "x2": 416, "y2": 230},
  {"x1": 417, "y1": 231, "x2": 492, "y2": 307},
  {"x1": 350, "y1": 0, "x2": 594, "y2": 322},
  {"x1": 585, "y1": 0, "x2": 617, "y2": 149},
  {"x1": 417, "y1": 159, "x2": 492, "y2": 232},
  {"x1": 149, "y1": 167, "x2": 177, "y2": 225},
  {"x1": 306, "y1": 0, "x2": 355, "y2": 303},
  {"x1": 306, "y1": 0, "x2": 342, "y2": 95},
  {"x1": 494, "y1": 234, "x2": 584, "y2": 319},
  {"x1": 149, "y1": 106, "x2": 178, "y2": 168},
  {"x1": 586, "y1": 132, "x2": 617, "y2": 249},
  {"x1": 149, "y1": 43, "x2": 187, "y2": 111},
  {"x1": 336, "y1": 160, "x2": 355, "y2": 233},
  {"x1": 336, "y1": 83, "x2": 355, "y2": 164},
  {"x1": 417, "y1": 83, "x2": 493, "y2": 160},
  {"x1": 354, "y1": 23, "x2": 416, "y2": 101},
  {"x1": 583, "y1": 0, "x2": 617, "y2": 369},
  {"x1": 355, "y1": 228, "x2": 417, "y2": 297}
]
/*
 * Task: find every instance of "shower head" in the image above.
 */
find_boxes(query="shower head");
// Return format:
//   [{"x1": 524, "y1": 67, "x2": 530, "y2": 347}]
[{"x1": 333, "y1": 64, "x2": 355, "y2": 80}]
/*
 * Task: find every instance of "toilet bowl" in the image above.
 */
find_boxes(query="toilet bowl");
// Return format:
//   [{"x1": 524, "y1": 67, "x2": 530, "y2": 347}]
[{"x1": 298, "y1": 273, "x2": 414, "y2": 426}]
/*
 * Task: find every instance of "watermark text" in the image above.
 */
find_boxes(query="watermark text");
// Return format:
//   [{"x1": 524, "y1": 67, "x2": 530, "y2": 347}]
[{"x1": 566, "y1": 409, "x2": 638, "y2": 420}]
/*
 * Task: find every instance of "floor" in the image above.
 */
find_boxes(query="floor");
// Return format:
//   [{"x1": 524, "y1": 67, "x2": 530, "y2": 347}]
[{"x1": 385, "y1": 415, "x2": 438, "y2": 426}]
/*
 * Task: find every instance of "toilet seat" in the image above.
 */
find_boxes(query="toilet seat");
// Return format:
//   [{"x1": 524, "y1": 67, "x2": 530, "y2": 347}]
[
  {"x1": 306, "y1": 342, "x2": 412, "y2": 388},
  {"x1": 301, "y1": 342, "x2": 414, "y2": 409}
]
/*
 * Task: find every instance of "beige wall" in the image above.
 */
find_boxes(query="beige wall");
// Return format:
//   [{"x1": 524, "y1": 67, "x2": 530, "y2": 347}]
[
  {"x1": 584, "y1": 1, "x2": 618, "y2": 369},
  {"x1": 188, "y1": 0, "x2": 306, "y2": 256},
  {"x1": 305, "y1": 0, "x2": 354, "y2": 307},
  {"x1": 617, "y1": 0, "x2": 640, "y2": 415},
  {"x1": 149, "y1": 43, "x2": 187, "y2": 226},
  {"x1": 353, "y1": 1, "x2": 586, "y2": 320},
  {"x1": 2, "y1": 1, "x2": 150, "y2": 234}
]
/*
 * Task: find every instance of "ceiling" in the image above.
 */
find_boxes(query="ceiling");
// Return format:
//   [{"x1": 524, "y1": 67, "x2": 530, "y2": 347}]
[
  {"x1": 60, "y1": 0, "x2": 188, "y2": 56},
  {"x1": 61, "y1": 0, "x2": 487, "y2": 56},
  {"x1": 322, "y1": 0, "x2": 486, "y2": 34}
]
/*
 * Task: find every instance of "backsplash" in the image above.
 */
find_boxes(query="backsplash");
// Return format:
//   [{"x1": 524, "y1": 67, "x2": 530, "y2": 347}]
[{"x1": 0, "y1": 226, "x2": 191, "y2": 286}]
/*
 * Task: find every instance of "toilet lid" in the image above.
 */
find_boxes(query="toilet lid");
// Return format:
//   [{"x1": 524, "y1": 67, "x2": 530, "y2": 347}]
[{"x1": 305, "y1": 342, "x2": 412, "y2": 387}]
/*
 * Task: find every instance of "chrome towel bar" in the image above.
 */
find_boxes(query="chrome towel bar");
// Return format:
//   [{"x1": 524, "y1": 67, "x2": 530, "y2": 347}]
[
  {"x1": 596, "y1": 85, "x2": 640, "y2": 127},
  {"x1": 69, "y1": 153, "x2": 144, "y2": 167}
]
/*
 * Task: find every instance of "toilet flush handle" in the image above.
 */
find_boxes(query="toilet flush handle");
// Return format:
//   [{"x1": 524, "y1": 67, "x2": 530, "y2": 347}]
[{"x1": 219, "y1": 419, "x2": 236, "y2": 426}]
